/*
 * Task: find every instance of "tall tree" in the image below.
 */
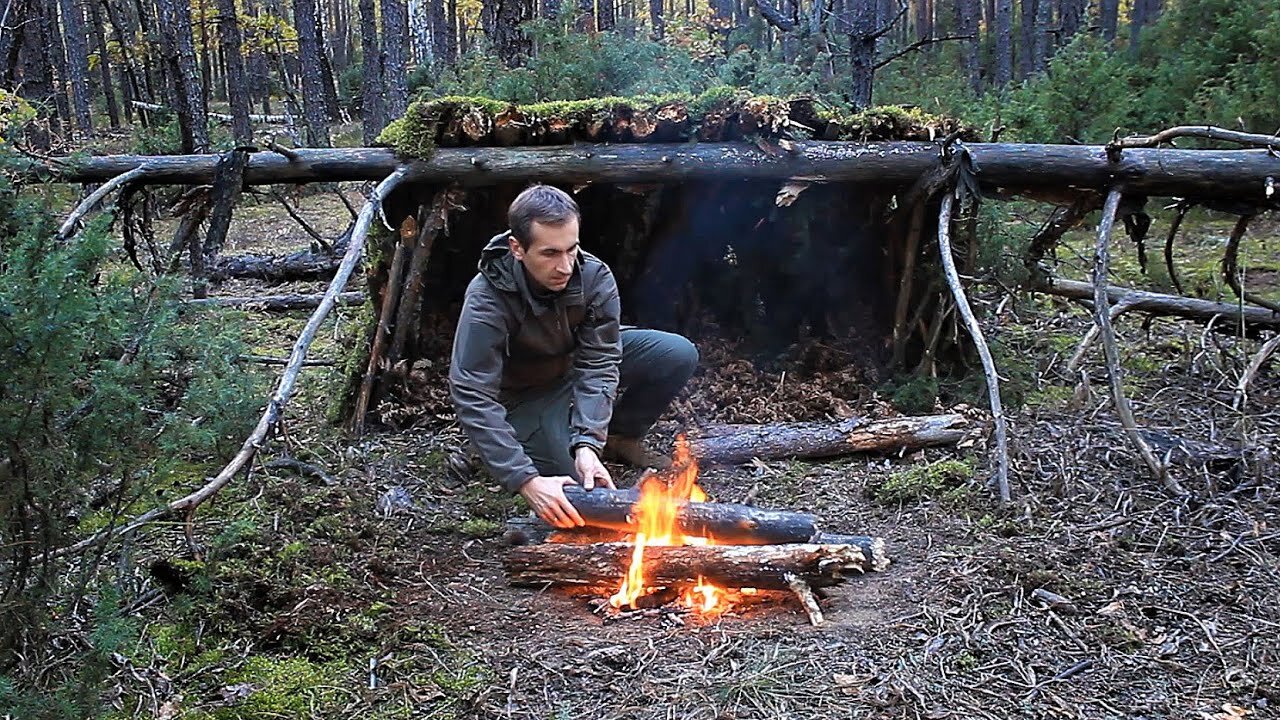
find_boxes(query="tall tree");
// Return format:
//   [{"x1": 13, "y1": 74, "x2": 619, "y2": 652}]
[
  {"x1": 87, "y1": 0, "x2": 121, "y2": 128},
  {"x1": 1032, "y1": 0, "x2": 1051, "y2": 70},
  {"x1": 314, "y1": 7, "x2": 342, "y2": 119},
  {"x1": 578, "y1": 0, "x2": 595, "y2": 32},
  {"x1": 1057, "y1": 0, "x2": 1082, "y2": 43},
  {"x1": 597, "y1": 0, "x2": 615, "y2": 30},
  {"x1": 16, "y1": 0, "x2": 57, "y2": 148},
  {"x1": 40, "y1": 0, "x2": 73, "y2": 131},
  {"x1": 446, "y1": 0, "x2": 458, "y2": 63},
  {"x1": 647, "y1": 0, "x2": 662, "y2": 39},
  {"x1": 913, "y1": 0, "x2": 932, "y2": 43},
  {"x1": 292, "y1": 0, "x2": 331, "y2": 146},
  {"x1": 381, "y1": 0, "x2": 410, "y2": 116},
  {"x1": 1017, "y1": 0, "x2": 1037, "y2": 79},
  {"x1": 482, "y1": 0, "x2": 532, "y2": 67},
  {"x1": 992, "y1": 0, "x2": 1013, "y2": 87},
  {"x1": 215, "y1": 0, "x2": 252, "y2": 143},
  {"x1": 1128, "y1": 0, "x2": 1161, "y2": 56},
  {"x1": 846, "y1": 0, "x2": 878, "y2": 108},
  {"x1": 954, "y1": 0, "x2": 980, "y2": 92},
  {"x1": 1099, "y1": 0, "x2": 1118, "y2": 42},
  {"x1": 157, "y1": 0, "x2": 210, "y2": 152},
  {"x1": 431, "y1": 0, "x2": 450, "y2": 61},
  {"x1": 358, "y1": 0, "x2": 384, "y2": 143}
]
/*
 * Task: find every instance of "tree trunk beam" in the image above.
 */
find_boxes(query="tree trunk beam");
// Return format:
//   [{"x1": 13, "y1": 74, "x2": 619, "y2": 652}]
[
  {"x1": 688, "y1": 414, "x2": 969, "y2": 465},
  {"x1": 1031, "y1": 277, "x2": 1280, "y2": 331},
  {"x1": 504, "y1": 542, "x2": 881, "y2": 590},
  {"x1": 208, "y1": 246, "x2": 353, "y2": 282},
  {"x1": 131, "y1": 100, "x2": 288, "y2": 124},
  {"x1": 36, "y1": 143, "x2": 1280, "y2": 202}
]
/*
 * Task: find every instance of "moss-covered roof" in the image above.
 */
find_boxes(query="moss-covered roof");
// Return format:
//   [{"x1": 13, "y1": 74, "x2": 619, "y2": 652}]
[{"x1": 376, "y1": 87, "x2": 978, "y2": 159}]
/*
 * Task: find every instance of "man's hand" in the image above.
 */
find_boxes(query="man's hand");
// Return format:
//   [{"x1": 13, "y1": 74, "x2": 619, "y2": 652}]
[
  {"x1": 519, "y1": 475, "x2": 585, "y2": 528},
  {"x1": 574, "y1": 446, "x2": 614, "y2": 491}
]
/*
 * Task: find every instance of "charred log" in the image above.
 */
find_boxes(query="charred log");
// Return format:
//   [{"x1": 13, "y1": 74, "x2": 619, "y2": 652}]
[
  {"x1": 208, "y1": 246, "x2": 352, "y2": 282},
  {"x1": 504, "y1": 541, "x2": 885, "y2": 590}
]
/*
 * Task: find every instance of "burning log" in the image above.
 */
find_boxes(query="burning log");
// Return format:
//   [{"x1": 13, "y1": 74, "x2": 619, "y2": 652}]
[
  {"x1": 688, "y1": 414, "x2": 969, "y2": 465},
  {"x1": 504, "y1": 508, "x2": 889, "y2": 567},
  {"x1": 504, "y1": 542, "x2": 877, "y2": 591},
  {"x1": 557, "y1": 486, "x2": 822, "y2": 545}
]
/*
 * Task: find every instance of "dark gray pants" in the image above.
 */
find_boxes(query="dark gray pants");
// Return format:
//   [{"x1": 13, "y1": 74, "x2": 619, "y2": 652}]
[{"x1": 504, "y1": 328, "x2": 698, "y2": 481}]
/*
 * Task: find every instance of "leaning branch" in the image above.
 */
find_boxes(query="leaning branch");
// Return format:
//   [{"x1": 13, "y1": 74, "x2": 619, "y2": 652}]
[
  {"x1": 180, "y1": 291, "x2": 366, "y2": 312},
  {"x1": 56, "y1": 166, "x2": 152, "y2": 241},
  {"x1": 1221, "y1": 214, "x2": 1280, "y2": 314},
  {"x1": 937, "y1": 193, "x2": 1010, "y2": 503},
  {"x1": 1234, "y1": 333, "x2": 1280, "y2": 410},
  {"x1": 49, "y1": 167, "x2": 409, "y2": 560},
  {"x1": 1092, "y1": 188, "x2": 1181, "y2": 494},
  {"x1": 1029, "y1": 277, "x2": 1280, "y2": 331}
]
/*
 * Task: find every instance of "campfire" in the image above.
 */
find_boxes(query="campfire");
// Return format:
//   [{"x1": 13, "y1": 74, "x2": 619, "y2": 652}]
[{"x1": 503, "y1": 435, "x2": 891, "y2": 624}]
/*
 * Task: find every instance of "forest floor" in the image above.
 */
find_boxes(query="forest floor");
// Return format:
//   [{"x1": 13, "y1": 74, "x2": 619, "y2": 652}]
[{"x1": 76, "y1": 191, "x2": 1280, "y2": 720}]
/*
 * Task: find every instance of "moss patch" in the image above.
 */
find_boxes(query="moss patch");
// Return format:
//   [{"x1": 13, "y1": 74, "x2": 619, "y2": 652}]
[{"x1": 872, "y1": 458, "x2": 975, "y2": 504}]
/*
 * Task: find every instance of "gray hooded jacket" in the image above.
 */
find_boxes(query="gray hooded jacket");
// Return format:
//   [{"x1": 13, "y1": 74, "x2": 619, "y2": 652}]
[{"x1": 449, "y1": 232, "x2": 622, "y2": 492}]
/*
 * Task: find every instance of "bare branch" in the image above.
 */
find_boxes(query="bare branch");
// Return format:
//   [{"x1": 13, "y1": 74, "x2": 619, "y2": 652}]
[
  {"x1": 57, "y1": 166, "x2": 152, "y2": 241},
  {"x1": 937, "y1": 193, "x2": 1011, "y2": 503},
  {"x1": 1110, "y1": 125, "x2": 1280, "y2": 152},
  {"x1": 1222, "y1": 214, "x2": 1280, "y2": 314},
  {"x1": 1162, "y1": 202, "x2": 1191, "y2": 296},
  {"x1": 1234, "y1": 333, "x2": 1280, "y2": 410},
  {"x1": 874, "y1": 34, "x2": 976, "y2": 70}
]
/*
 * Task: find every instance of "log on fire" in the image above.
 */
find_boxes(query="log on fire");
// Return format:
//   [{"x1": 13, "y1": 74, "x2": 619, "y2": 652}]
[
  {"x1": 688, "y1": 414, "x2": 969, "y2": 465},
  {"x1": 504, "y1": 542, "x2": 881, "y2": 591},
  {"x1": 558, "y1": 486, "x2": 822, "y2": 545}
]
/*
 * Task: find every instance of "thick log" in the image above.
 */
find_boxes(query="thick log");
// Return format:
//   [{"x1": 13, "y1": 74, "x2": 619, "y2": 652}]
[
  {"x1": 560, "y1": 486, "x2": 820, "y2": 545},
  {"x1": 502, "y1": 515, "x2": 890, "y2": 571},
  {"x1": 35, "y1": 143, "x2": 1280, "y2": 203},
  {"x1": 504, "y1": 542, "x2": 880, "y2": 590},
  {"x1": 208, "y1": 247, "x2": 352, "y2": 282},
  {"x1": 1032, "y1": 277, "x2": 1280, "y2": 330},
  {"x1": 181, "y1": 292, "x2": 366, "y2": 312},
  {"x1": 689, "y1": 414, "x2": 969, "y2": 465}
]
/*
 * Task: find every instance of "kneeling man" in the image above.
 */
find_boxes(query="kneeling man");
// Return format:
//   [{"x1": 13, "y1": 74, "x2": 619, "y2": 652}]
[{"x1": 449, "y1": 185, "x2": 698, "y2": 529}]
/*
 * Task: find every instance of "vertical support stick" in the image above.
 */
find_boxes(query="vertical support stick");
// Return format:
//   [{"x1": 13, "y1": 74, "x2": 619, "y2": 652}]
[
  {"x1": 937, "y1": 193, "x2": 1011, "y2": 503},
  {"x1": 1093, "y1": 188, "x2": 1183, "y2": 494}
]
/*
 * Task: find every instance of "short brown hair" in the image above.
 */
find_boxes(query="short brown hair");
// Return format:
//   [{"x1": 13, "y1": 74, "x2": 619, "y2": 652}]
[{"x1": 508, "y1": 185, "x2": 580, "y2": 249}]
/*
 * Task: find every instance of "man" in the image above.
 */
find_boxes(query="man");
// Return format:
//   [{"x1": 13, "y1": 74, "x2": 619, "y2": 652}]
[{"x1": 449, "y1": 185, "x2": 699, "y2": 529}]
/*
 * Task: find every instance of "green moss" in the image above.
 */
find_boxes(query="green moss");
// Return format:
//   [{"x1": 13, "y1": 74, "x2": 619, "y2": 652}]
[
  {"x1": 873, "y1": 458, "x2": 974, "y2": 504},
  {"x1": 214, "y1": 656, "x2": 347, "y2": 720},
  {"x1": 459, "y1": 518, "x2": 500, "y2": 537}
]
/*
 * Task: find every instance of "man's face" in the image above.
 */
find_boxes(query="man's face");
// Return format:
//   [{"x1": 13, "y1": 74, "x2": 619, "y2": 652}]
[{"x1": 510, "y1": 218, "x2": 580, "y2": 292}]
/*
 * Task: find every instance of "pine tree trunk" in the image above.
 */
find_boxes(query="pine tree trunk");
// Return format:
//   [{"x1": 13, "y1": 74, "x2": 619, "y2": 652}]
[
  {"x1": 431, "y1": 0, "x2": 450, "y2": 60},
  {"x1": 158, "y1": 0, "x2": 210, "y2": 152},
  {"x1": 1033, "y1": 0, "x2": 1051, "y2": 70},
  {"x1": 315, "y1": 8, "x2": 342, "y2": 119},
  {"x1": 447, "y1": 0, "x2": 459, "y2": 62},
  {"x1": 482, "y1": 0, "x2": 532, "y2": 67},
  {"x1": 580, "y1": 0, "x2": 596, "y2": 32},
  {"x1": 41, "y1": 0, "x2": 74, "y2": 131},
  {"x1": 1016, "y1": 0, "x2": 1036, "y2": 80},
  {"x1": 955, "y1": 0, "x2": 980, "y2": 93},
  {"x1": 597, "y1": 0, "x2": 615, "y2": 30},
  {"x1": 199, "y1": 3, "x2": 213, "y2": 109},
  {"x1": 293, "y1": 0, "x2": 332, "y2": 146},
  {"x1": 87, "y1": 0, "x2": 121, "y2": 128},
  {"x1": 215, "y1": 0, "x2": 253, "y2": 143},
  {"x1": 1128, "y1": 0, "x2": 1160, "y2": 57},
  {"x1": 1099, "y1": 0, "x2": 1118, "y2": 42},
  {"x1": 17, "y1": 0, "x2": 55, "y2": 148},
  {"x1": 1057, "y1": 0, "x2": 1082, "y2": 42},
  {"x1": 359, "y1": 0, "x2": 384, "y2": 143},
  {"x1": 992, "y1": 0, "x2": 1013, "y2": 86},
  {"x1": 380, "y1": 0, "x2": 409, "y2": 116},
  {"x1": 647, "y1": 0, "x2": 661, "y2": 39},
  {"x1": 846, "y1": 0, "x2": 877, "y2": 109}
]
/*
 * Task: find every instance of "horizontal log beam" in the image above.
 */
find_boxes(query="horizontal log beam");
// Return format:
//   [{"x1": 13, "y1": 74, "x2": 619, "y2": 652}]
[
  {"x1": 181, "y1": 291, "x2": 366, "y2": 311},
  {"x1": 33, "y1": 143, "x2": 1280, "y2": 203}
]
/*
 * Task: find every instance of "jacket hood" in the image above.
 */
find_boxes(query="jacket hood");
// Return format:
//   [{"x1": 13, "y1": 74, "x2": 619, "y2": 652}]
[
  {"x1": 477, "y1": 230, "x2": 587, "y2": 314},
  {"x1": 478, "y1": 231, "x2": 520, "y2": 292}
]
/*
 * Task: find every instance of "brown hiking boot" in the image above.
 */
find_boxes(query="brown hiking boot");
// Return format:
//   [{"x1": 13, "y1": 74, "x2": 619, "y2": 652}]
[{"x1": 602, "y1": 436, "x2": 672, "y2": 470}]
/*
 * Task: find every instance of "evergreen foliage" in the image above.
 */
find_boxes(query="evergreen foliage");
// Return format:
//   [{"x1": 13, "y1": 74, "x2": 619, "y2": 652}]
[{"x1": 0, "y1": 150, "x2": 265, "y2": 716}]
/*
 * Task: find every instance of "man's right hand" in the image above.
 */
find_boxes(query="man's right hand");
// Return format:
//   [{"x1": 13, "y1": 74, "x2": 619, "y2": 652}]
[{"x1": 519, "y1": 475, "x2": 585, "y2": 529}]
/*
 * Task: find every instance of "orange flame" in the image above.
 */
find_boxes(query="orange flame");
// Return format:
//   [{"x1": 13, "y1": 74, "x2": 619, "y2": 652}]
[{"x1": 608, "y1": 436, "x2": 726, "y2": 612}]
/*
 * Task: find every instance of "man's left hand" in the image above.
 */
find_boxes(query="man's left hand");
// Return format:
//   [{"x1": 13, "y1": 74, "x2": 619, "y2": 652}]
[{"x1": 574, "y1": 446, "x2": 614, "y2": 491}]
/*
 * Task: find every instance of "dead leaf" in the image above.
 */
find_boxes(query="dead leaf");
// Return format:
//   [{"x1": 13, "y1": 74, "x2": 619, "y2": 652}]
[
  {"x1": 776, "y1": 181, "x2": 811, "y2": 207},
  {"x1": 1097, "y1": 600, "x2": 1126, "y2": 617},
  {"x1": 156, "y1": 695, "x2": 184, "y2": 720}
]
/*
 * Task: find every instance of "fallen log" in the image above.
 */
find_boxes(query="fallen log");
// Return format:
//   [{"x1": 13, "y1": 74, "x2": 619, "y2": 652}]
[
  {"x1": 559, "y1": 486, "x2": 821, "y2": 545},
  {"x1": 208, "y1": 247, "x2": 351, "y2": 282},
  {"x1": 34, "y1": 143, "x2": 1280, "y2": 203},
  {"x1": 131, "y1": 100, "x2": 288, "y2": 124},
  {"x1": 504, "y1": 542, "x2": 881, "y2": 591},
  {"x1": 181, "y1": 291, "x2": 366, "y2": 311},
  {"x1": 502, "y1": 514, "x2": 889, "y2": 570},
  {"x1": 688, "y1": 414, "x2": 969, "y2": 465},
  {"x1": 1031, "y1": 276, "x2": 1280, "y2": 330}
]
